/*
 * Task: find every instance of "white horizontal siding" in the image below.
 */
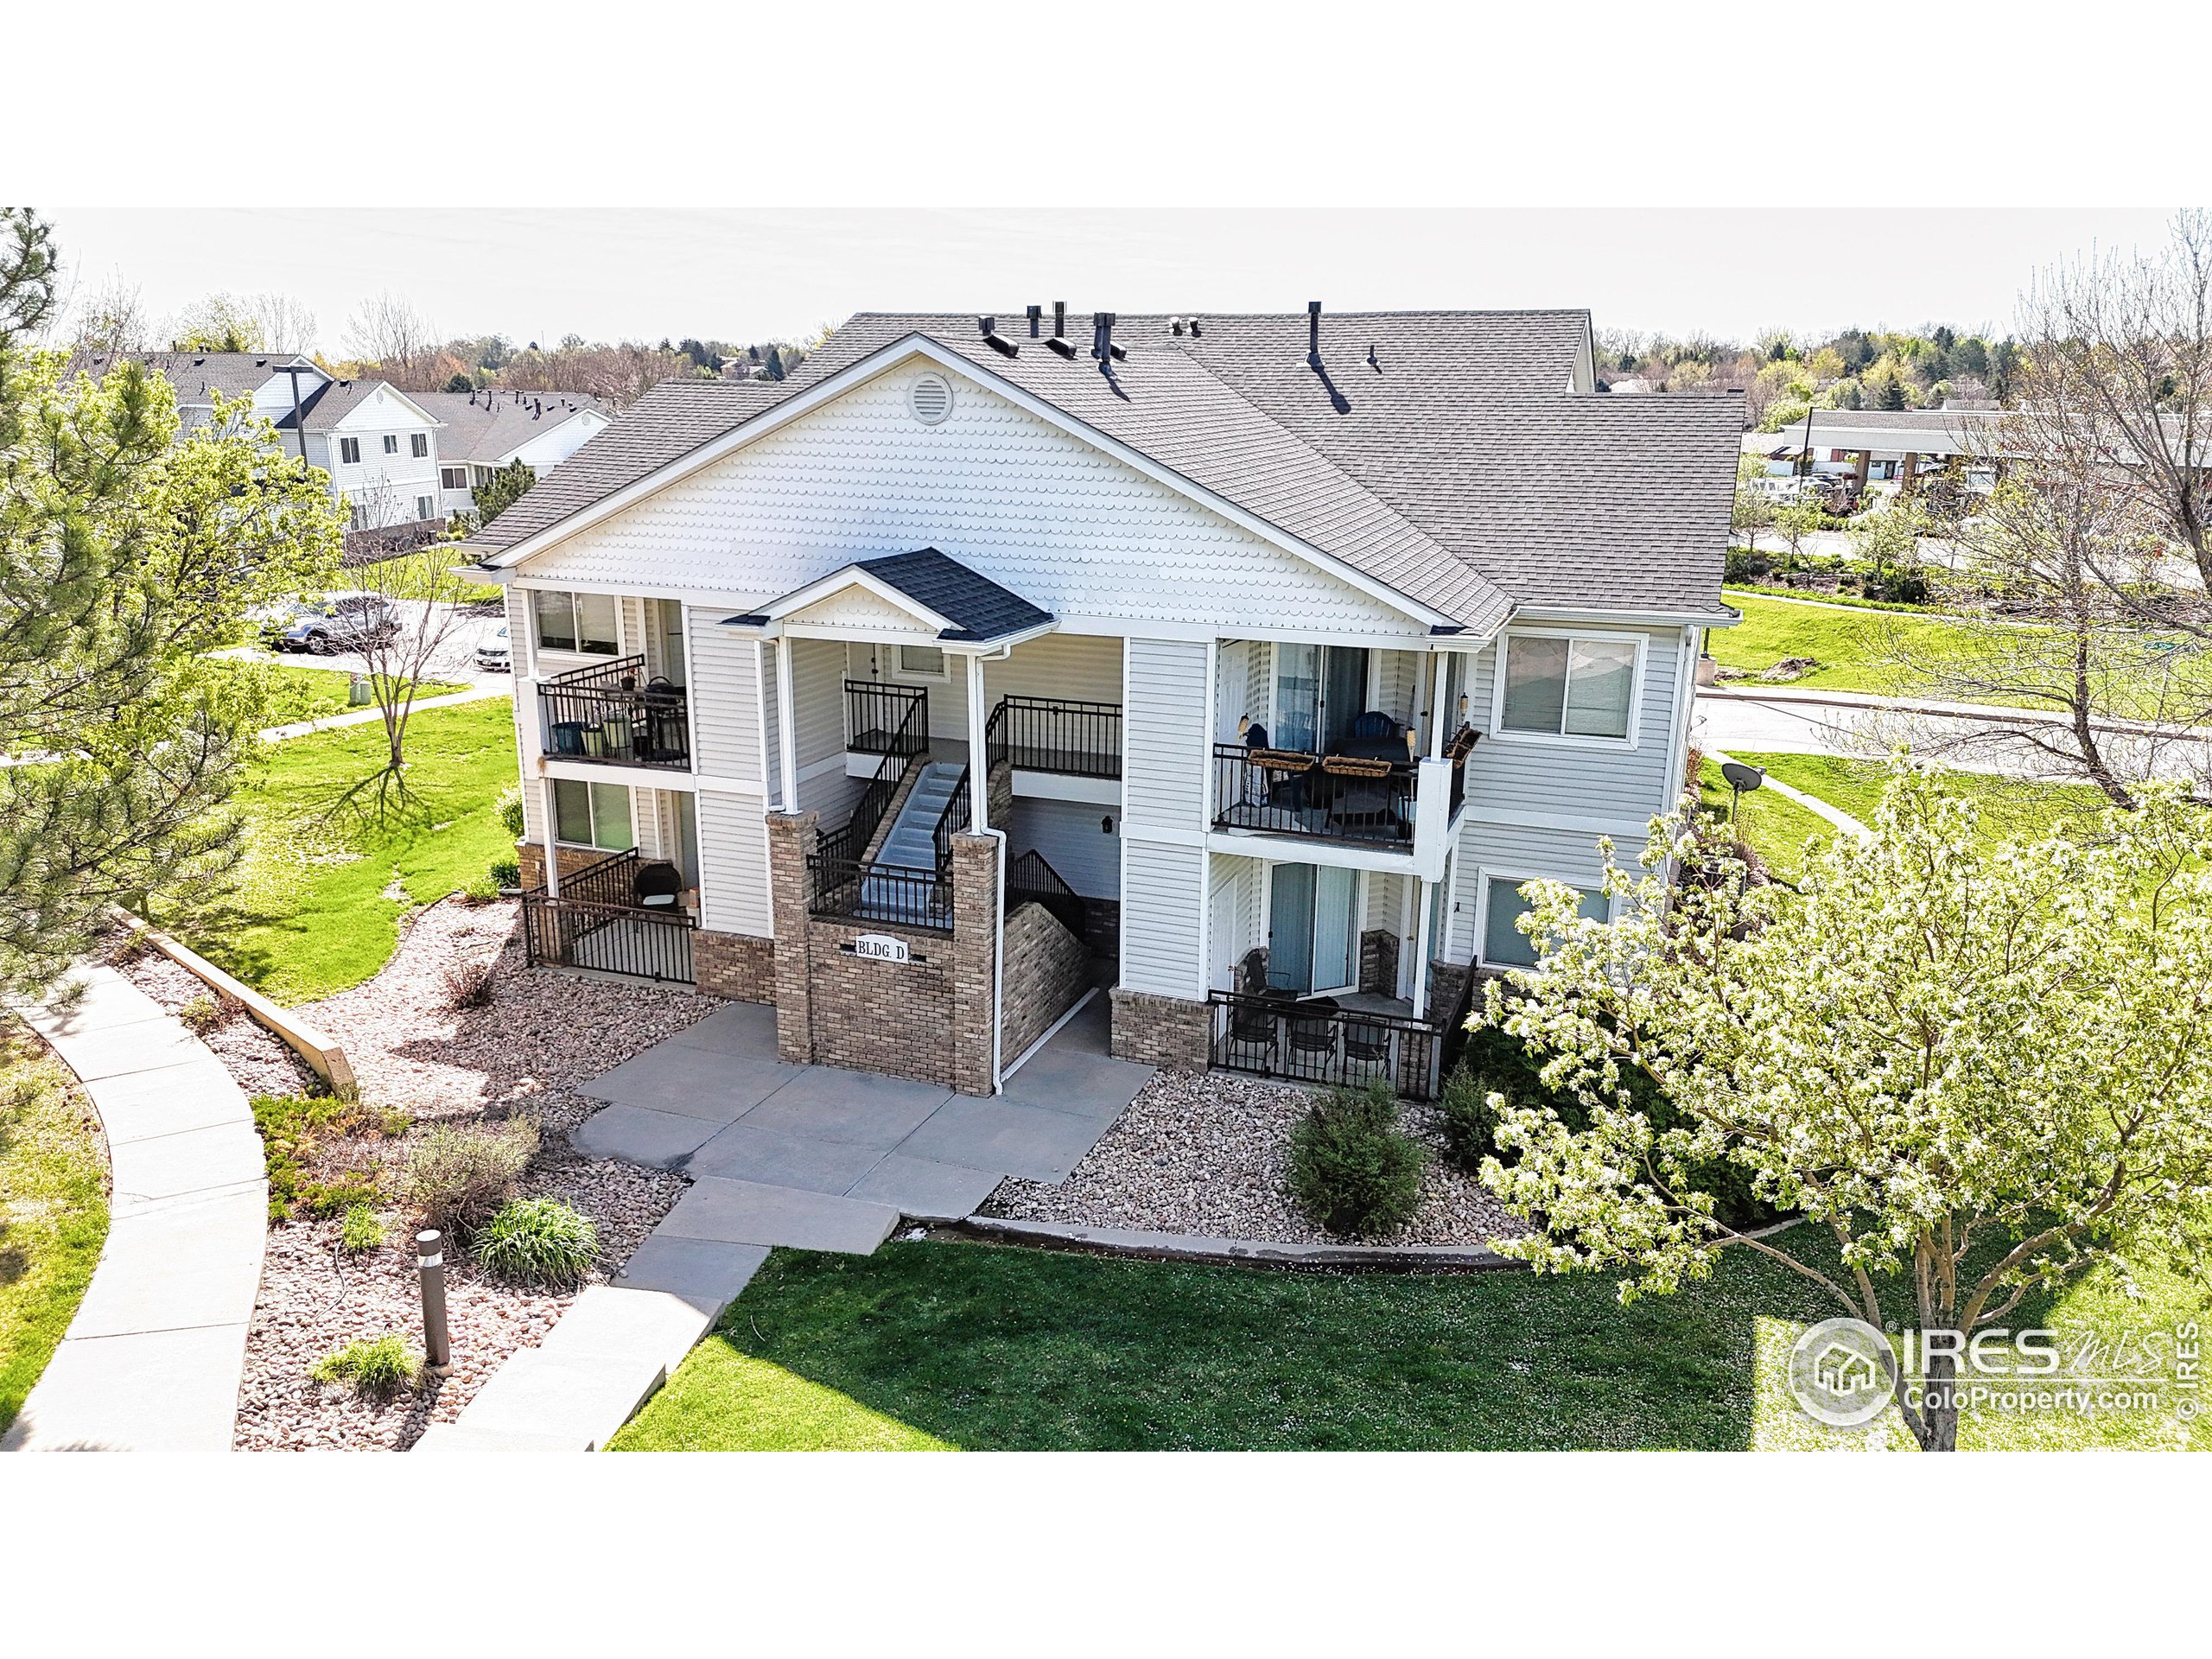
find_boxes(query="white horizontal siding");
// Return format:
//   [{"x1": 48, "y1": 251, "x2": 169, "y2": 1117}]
[
  {"x1": 513, "y1": 362, "x2": 1427, "y2": 638},
  {"x1": 983, "y1": 632, "x2": 1122, "y2": 707},
  {"x1": 696, "y1": 789, "x2": 771, "y2": 938},
  {"x1": 1459, "y1": 626, "x2": 1684, "y2": 824},
  {"x1": 1122, "y1": 638, "x2": 1208, "y2": 831},
  {"x1": 1010, "y1": 798, "x2": 1120, "y2": 899},
  {"x1": 1122, "y1": 842, "x2": 1205, "y2": 998},
  {"x1": 689, "y1": 616, "x2": 764, "y2": 783},
  {"x1": 506, "y1": 587, "x2": 543, "y2": 843},
  {"x1": 1443, "y1": 818, "x2": 1646, "y2": 963}
]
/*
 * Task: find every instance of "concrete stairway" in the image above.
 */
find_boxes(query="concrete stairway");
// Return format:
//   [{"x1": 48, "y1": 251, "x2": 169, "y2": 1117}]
[{"x1": 875, "y1": 761, "x2": 963, "y2": 871}]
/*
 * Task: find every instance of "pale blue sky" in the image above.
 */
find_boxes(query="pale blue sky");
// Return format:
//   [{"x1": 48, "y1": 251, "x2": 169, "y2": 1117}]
[{"x1": 47, "y1": 207, "x2": 2181, "y2": 354}]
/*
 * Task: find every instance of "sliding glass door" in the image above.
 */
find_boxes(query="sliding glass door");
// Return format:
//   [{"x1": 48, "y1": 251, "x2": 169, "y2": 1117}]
[
  {"x1": 1271, "y1": 645, "x2": 1370, "y2": 753},
  {"x1": 1268, "y1": 862, "x2": 1360, "y2": 995}
]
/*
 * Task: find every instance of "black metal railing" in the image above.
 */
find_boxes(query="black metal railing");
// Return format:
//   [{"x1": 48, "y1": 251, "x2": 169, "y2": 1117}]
[
  {"x1": 986, "y1": 695, "x2": 1122, "y2": 779},
  {"x1": 1007, "y1": 849, "x2": 1087, "y2": 938},
  {"x1": 539, "y1": 654, "x2": 690, "y2": 770},
  {"x1": 1205, "y1": 990, "x2": 1448, "y2": 1100},
  {"x1": 807, "y1": 853, "x2": 954, "y2": 931},
  {"x1": 820, "y1": 694, "x2": 926, "y2": 867},
  {"x1": 845, "y1": 680, "x2": 930, "y2": 756},
  {"x1": 520, "y1": 850, "x2": 696, "y2": 984},
  {"x1": 1211, "y1": 745, "x2": 1416, "y2": 845},
  {"x1": 931, "y1": 767, "x2": 971, "y2": 873}
]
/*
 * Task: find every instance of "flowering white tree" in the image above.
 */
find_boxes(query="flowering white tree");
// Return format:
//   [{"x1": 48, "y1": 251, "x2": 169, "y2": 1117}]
[{"x1": 1476, "y1": 766, "x2": 2212, "y2": 1451}]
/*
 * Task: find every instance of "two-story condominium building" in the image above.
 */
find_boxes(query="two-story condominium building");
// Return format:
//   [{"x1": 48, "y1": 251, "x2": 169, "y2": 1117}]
[
  {"x1": 465, "y1": 305, "x2": 1738, "y2": 1100},
  {"x1": 414, "y1": 389, "x2": 613, "y2": 519}
]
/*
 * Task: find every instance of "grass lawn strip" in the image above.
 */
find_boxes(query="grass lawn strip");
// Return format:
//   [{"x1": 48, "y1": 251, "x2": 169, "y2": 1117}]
[
  {"x1": 1727, "y1": 752, "x2": 2115, "y2": 849},
  {"x1": 1696, "y1": 756, "x2": 1838, "y2": 880},
  {"x1": 1707, "y1": 594, "x2": 1975, "y2": 699},
  {"x1": 210, "y1": 658, "x2": 470, "y2": 728},
  {"x1": 0, "y1": 1022, "x2": 110, "y2": 1434},
  {"x1": 165, "y1": 696, "x2": 518, "y2": 1005}
]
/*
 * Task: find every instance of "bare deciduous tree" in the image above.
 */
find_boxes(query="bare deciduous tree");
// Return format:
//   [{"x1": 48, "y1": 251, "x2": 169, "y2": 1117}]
[
  {"x1": 342, "y1": 290, "x2": 441, "y2": 386},
  {"x1": 67, "y1": 271, "x2": 149, "y2": 352},
  {"x1": 244, "y1": 290, "x2": 319, "y2": 353},
  {"x1": 346, "y1": 554, "x2": 479, "y2": 817}
]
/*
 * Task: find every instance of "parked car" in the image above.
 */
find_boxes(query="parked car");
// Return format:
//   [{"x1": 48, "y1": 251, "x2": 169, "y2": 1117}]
[
  {"x1": 253, "y1": 598, "x2": 327, "y2": 651},
  {"x1": 476, "y1": 625, "x2": 512, "y2": 673},
  {"x1": 271, "y1": 593, "x2": 403, "y2": 655}
]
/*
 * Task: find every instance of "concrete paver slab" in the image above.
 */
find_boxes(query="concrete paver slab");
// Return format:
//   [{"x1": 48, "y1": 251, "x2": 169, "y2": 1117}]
[
  {"x1": 68, "y1": 1186, "x2": 268, "y2": 1337},
  {"x1": 895, "y1": 1096, "x2": 1115, "y2": 1182},
  {"x1": 0, "y1": 1324, "x2": 250, "y2": 1452},
  {"x1": 458, "y1": 1348, "x2": 665, "y2": 1450},
  {"x1": 734, "y1": 1067, "x2": 953, "y2": 1149},
  {"x1": 575, "y1": 1046, "x2": 804, "y2": 1122},
  {"x1": 844, "y1": 1154, "x2": 1004, "y2": 1220},
  {"x1": 84, "y1": 1059, "x2": 249, "y2": 1144},
  {"x1": 21, "y1": 973, "x2": 175, "y2": 1037},
  {"x1": 43, "y1": 1018, "x2": 208, "y2": 1082},
  {"x1": 684, "y1": 1121, "x2": 890, "y2": 1193},
  {"x1": 658, "y1": 1177, "x2": 901, "y2": 1254},
  {"x1": 612, "y1": 1236, "x2": 768, "y2": 1314},
  {"x1": 999, "y1": 1045, "x2": 1153, "y2": 1121},
  {"x1": 571, "y1": 1103, "x2": 721, "y2": 1169},
  {"x1": 106, "y1": 1121, "x2": 264, "y2": 1210},
  {"x1": 538, "y1": 1286, "x2": 715, "y2": 1376},
  {"x1": 662, "y1": 1001, "x2": 781, "y2": 1058}
]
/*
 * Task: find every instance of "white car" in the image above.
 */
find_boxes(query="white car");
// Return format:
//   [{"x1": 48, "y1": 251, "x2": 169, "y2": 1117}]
[{"x1": 476, "y1": 626, "x2": 512, "y2": 673}]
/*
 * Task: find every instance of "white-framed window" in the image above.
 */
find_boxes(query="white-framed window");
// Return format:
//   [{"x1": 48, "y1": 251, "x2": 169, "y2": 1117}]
[
  {"x1": 1494, "y1": 629, "x2": 1643, "y2": 745},
  {"x1": 1479, "y1": 873, "x2": 1609, "y2": 969},
  {"x1": 338, "y1": 436, "x2": 361, "y2": 465},
  {"x1": 416, "y1": 495, "x2": 435, "y2": 520},
  {"x1": 439, "y1": 466, "x2": 468, "y2": 491},
  {"x1": 410, "y1": 432, "x2": 429, "y2": 458},
  {"x1": 347, "y1": 498, "x2": 369, "y2": 531},
  {"x1": 551, "y1": 779, "x2": 634, "y2": 851},
  {"x1": 898, "y1": 643, "x2": 947, "y2": 679},
  {"x1": 382, "y1": 433, "x2": 399, "y2": 454},
  {"x1": 531, "y1": 588, "x2": 620, "y2": 656}
]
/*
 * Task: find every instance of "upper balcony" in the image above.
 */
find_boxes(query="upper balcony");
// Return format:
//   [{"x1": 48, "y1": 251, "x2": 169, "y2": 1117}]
[
  {"x1": 539, "y1": 654, "x2": 690, "y2": 771},
  {"x1": 1211, "y1": 719, "x2": 1474, "y2": 858}
]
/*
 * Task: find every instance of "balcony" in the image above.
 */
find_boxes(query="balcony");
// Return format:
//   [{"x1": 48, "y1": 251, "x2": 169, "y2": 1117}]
[
  {"x1": 986, "y1": 695, "x2": 1122, "y2": 779},
  {"x1": 1212, "y1": 746, "x2": 1417, "y2": 846},
  {"x1": 520, "y1": 849, "x2": 696, "y2": 983},
  {"x1": 539, "y1": 654, "x2": 690, "y2": 770}
]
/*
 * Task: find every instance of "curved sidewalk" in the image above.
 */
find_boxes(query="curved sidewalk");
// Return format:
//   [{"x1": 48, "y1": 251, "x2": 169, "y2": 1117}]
[{"x1": 3, "y1": 964, "x2": 265, "y2": 1452}]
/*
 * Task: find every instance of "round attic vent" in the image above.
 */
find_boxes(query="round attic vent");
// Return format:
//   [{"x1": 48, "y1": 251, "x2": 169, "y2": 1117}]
[{"x1": 907, "y1": 372, "x2": 953, "y2": 425}]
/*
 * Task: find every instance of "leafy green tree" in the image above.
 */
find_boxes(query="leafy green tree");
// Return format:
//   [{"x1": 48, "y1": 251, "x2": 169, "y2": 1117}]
[
  {"x1": 444, "y1": 372, "x2": 474, "y2": 392},
  {"x1": 0, "y1": 211, "x2": 344, "y2": 992},
  {"x1": 470, "y1": 460, "x2": 536, "y2": 528},
  {"x1": 168, "y1": 291, "x2": 266, "y2": 353},
  {"x1": 1474, "y1": 767, "x2": 2212, "y2": 1451}
]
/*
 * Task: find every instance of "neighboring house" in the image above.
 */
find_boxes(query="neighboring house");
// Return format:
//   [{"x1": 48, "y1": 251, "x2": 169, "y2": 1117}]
[
  {"x1": 1751, "y1": 405, "x2": 2010, "y2": 493},
  {"x1": 68, "y1": 349, "x2": 445, "y2": 531},
  {"x1": 412, "y1": 389, "x2": 613, "y2": 518},
  {"x1": 464, "y1": 307, "x2": 1738, "y2": 1101}
]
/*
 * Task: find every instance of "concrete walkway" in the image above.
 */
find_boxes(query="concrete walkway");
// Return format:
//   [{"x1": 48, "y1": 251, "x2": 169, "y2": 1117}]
[
  {"x1": 257, "y1": 681, "x2": 508, "y2": 745},
  {"x1": 417, "y1": 992, "x2": 1151, "y2": 1452},
  {"x1": 3, "y1": 965, "x2": 266, "y2": 1452}
]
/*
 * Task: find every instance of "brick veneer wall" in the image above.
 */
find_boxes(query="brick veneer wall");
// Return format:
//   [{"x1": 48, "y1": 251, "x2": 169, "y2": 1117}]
[
  {"x1": 1000, "y1": 900, "x2": 1090, "y2": 1066},
  {"x1": 514, "y1": 840, "x2": 617, "y2": 891},
  {"x1": 694, "y1": 930, "x2": 774, "y2": 1001},
  {"x1": 1358, "y1": 928, "x2": 1400, "y2": 996},
  {"x1": 1109, "y1": 987, "x2": 1212, "y2": 1071},
  {"x1": 763, "y1": 810, "x2": 1003, "y2": 1096}
]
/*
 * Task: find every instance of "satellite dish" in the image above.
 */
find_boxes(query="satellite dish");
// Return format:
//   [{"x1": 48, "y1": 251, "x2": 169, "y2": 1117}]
[{"x1": 1720, "y1": 761, "x2": 1765, "y2": 793}]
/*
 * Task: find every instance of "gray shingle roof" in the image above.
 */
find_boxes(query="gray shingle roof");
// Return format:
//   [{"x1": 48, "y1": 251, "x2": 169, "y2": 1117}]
[
  {"x1": 471, "y1": 308, "x2": 1736, "y2": 623},
  {"x1": 858, "y1": 548, "x2": 1053, "y2": 642},
  {"x1": 1808, "y1": 407, "x2": 2006, "y2": 433},
  {"x1": 67, "y1": 349, "x2": 319, "y2": 403},
  {"x1": 410, "y1": 390, "x2": 608, "y2": 464}
]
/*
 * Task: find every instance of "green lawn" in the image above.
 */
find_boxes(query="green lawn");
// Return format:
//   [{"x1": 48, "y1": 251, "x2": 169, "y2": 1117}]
[
  {"x1": 1707, "y1": 594, "x2": 1967, "y2": 697},
  {"x1": 610, "y1": 1235, "x2": 2209, "y2": 1452},
  {"x1": 205, "y1": 658, "x2": 469, "y2": 727},
  {"x1": 0, "y1": 1024, "x2": 109, "y2": 1434},
  {"x1": 162, "y1": 696, "x2": 518, "y2": 1004},
  {"x1": 1696, "y1": 754, "x2": 1838, "y2": 880},
  {"x1": 1730, "y1": 752, "x2": 2115, "y2": 848}
]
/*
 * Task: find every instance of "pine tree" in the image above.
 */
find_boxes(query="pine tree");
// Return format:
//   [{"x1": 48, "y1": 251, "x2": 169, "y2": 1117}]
[{"x1": 0, "y1": 210, "x2": 344, "y2": 993}]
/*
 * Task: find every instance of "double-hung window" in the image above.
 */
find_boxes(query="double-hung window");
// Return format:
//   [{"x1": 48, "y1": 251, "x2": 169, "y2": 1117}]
[
  {"x1": 415, "y1": 495, "x2": 435, "y2": 520},
  {"x1": 440, "y1": 466, "x2": 468, "y2": 491},
  {"x1": 551, "y1": 779, "x2": 634, "y2": 850},
  {"x1": 531, "y1": 588, "x2": 619, "y2": 655},
  {"x1": 410, "y1": 432, "x2": 429, "y2": 458},
  {"x1": 1482, "y1": 875, "x2": 1609, "y2": 968},
  {"x1": 338, "y1": 436, "x2": 361, "y2": 464},
  {"x1": 1497, "y1": 632, "x2": 1640, "y2": 743},
  {"x1": 382, "y1": 433, "x2": 399, "y2": 454}
]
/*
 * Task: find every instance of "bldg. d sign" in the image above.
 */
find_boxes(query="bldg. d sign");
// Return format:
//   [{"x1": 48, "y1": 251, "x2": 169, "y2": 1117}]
[{"x1": 850, "y1": 933, "x2": 911, "y2": 964}]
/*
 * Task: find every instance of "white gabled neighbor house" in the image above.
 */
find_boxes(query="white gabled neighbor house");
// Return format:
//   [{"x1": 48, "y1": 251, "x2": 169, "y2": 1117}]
[{"x1": 465, "y1": 306, "x2": 1739, "y2": 1100}]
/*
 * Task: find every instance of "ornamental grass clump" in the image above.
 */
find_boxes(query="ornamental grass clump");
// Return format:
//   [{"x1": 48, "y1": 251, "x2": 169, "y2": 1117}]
[
  {"x1": 474, "y1": 1197, "x2": 599, "y2": 1288},
  {"x1": 398, "y1": 1116, "x2": 537, "y2": 1236},
  {"x1": 308, "y1": 1333, "x2": 420, "y2": 1400},
  {"x1": 1287, "y1": 1079, "x2": 1425, "y2": 1238}
]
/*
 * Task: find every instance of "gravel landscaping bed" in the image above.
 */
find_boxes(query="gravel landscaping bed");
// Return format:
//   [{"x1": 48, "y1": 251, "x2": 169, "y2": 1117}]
[
  {"x1": 982, "y1": 1069, "x2": 1531, "y2": 1249},
  {"x1": 108, "y1": 941, "x2": 320, "y2": 1099},
  {"x1": 223, "y1": 897, "x2": 716, "y2": 1451}
]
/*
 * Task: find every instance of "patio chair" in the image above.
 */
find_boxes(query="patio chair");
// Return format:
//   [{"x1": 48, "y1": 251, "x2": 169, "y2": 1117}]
[
  {"x1": 1286, "y1": 1004, "x2": 1339, "y2": 1071},
  {"x1": 1226, "y1": 998, "x2": 1279, "y2": 1070},
  {"x1": 633, "y1": 860, "x2": 684, "y2": 909},
  {"x1": 1341, "y1": 1016, "x2": 1393, "y2": 1080}
]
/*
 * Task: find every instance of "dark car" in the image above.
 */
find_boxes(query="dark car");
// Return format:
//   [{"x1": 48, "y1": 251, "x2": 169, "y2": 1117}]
[{"x1": 270, "y1": 593, "x2": 403, "y2": 655}]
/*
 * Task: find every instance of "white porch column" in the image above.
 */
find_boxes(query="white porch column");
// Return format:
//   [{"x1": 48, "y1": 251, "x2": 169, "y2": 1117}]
[
  {"x1": 1428, "y1": 652, "x2": 1450, "y2": 759},
  {"x1": 965, "y1": 652, "x2": 988, "y2": 831},
  {"x1": 1411, "y1": 879, "x2": 1434, "y2": 1020},
  {"x1": 538, "y1": 776, "x2": 562, "y2": 897},
  {"x1": 773, "y1": 638, "x2": 798, "y2": 810}
]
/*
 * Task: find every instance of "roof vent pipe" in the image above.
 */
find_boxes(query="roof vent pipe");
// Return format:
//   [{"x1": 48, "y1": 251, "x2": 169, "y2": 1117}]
[
  {"x1": 1052, "y1": 301, "x2": 1065, "y2": 338},
  {"x1": 1026, "y1": 305, "x2": 1041, "y2": 338},
  {"x1": 1307, "y1": 300, "x2": 1322, "y2": 368}
]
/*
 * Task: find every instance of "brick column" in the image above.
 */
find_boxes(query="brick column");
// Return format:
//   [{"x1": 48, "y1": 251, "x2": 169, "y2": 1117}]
[
  {"x1": 766, "y1": 810, "x2": 818, "y2": 1065},
  {"x1": 985, "y1": 758, "x2": 1014, "y2": 832},
  {"x1": 949, "y1": 830, "x2": 1001, "y2": 1096}
]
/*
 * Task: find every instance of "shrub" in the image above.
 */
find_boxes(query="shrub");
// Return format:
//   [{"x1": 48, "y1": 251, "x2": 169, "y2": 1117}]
[
  {"x1": 398, "y1": 1117, "x2": 537, "y2": 1235},
  {"x1": 1437, "y1": 1064, "x2": 1503, "y2": 1174},
  {"x1": 177, "y1": 994, "x2": 224, "y2": 1035},
  {"x1": 339, "y1": 1204, "x2": 385, "y2": 1253},
  {"x1": 498, "y1": 785, "x2": 525, "y2": 840},
  {"x1": 300, "y1": 1175, "x2": 381, "y2": 1218},
  {"x1": 308, "y1": 1334, "x2": 421, "y2": 1400},
  {"x1": 442, "y1": 954, "x2": 498, "y2": 1012},
  {"x1": 488, "y1": 855, "x2": 521, "y2": 890},
  {"x1": 251, "y1": 1091, "x2": 359, "y2": 1223},
  {"x1": 1287, "y1": 1080, "x2": 1426, "y2": 1238},
  {"x1": 475, "y1": 1197, "x2": 600, "y2": 1287},
  {"x1": 1723, "y1": 544, "x2": 1773, "y2": 584}
]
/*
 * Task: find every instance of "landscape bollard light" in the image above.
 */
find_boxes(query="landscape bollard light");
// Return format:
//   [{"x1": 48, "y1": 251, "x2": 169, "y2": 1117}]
[{"x1": 417, "y1": 1229, "x2": 452, "y2": 1373}]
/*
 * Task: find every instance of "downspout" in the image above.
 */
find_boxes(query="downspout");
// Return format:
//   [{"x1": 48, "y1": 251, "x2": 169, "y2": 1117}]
[{"x1": 969, "y1": 643, "x2": 1016, "y2": 1093}]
